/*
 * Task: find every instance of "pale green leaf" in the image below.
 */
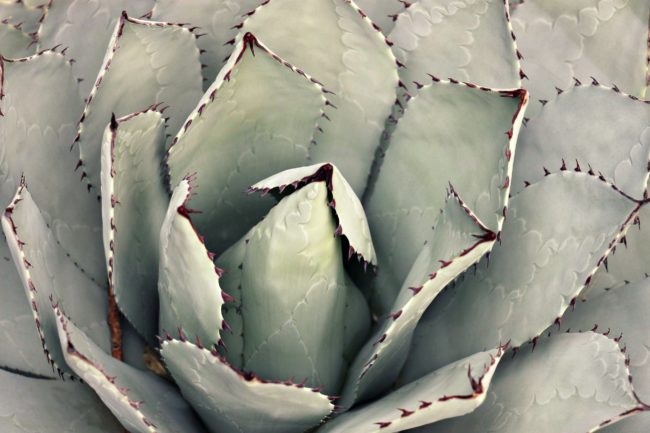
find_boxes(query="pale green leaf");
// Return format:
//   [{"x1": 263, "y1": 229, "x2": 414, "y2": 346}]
[
  {"x1": 389, "y1": 0, "x2": 522, "y2": 96},
  {"x1": 1, "y1": 184, "x2": 109, "y2": 375},
  {"x1": 511, "y1": 0, "x2": 650, "y2": 116},
  {"x1": 37, "y1": 0, "x2": 155, "y2": 96},
  {"x1": 0, "y1": 51, "x2": 105, "y2": 281},
  {"x1": 342, "y1": 272, "x2": 372, "y2": 363},
  {"x1": 320, "y1": 348, "x2": 504, "y2": 433},
  {"x1": 161, "y1": 338, "x2": 334, "y2": 433},
  {"x1": 242, "y1": 0, "x2": 399, "y2": 194},
  {"x1": 594, "y1": 411, "x2": 650, "y2": 433},
  {"x1": 100, "y1": 109, "x2": 169, "y2": 343},
  {"x1": 75, "y1": 13, "x2": 202, "y2": 191},
  {"x1": 0, "y1": 22, "x2": 35, "y2": 57},
  {"x1": 0, "y1": 0, "x2": 43, "y2": 33},
  {"x1": 166, "y1": 34, "x2": 328, "y2": 253},
  {"x1": 413, "y1": 333, "x2": 644, "y2": 433},
  {"x1": 511, "y1": 85, "x2": 650, "y2": 199},
  {"x1": 54, "y1": 307, "x2": 206, "y2": 433},
  {"x1": 158, "y1": 179, "x2": 227, "y2": 349},
  {"x1": 403, "y1": 172, "x2": 640, "y2": 382},
  {"x1": 0, "y1": 369, "x2": 124, "y2": 433},
  {"x1": 354, "y1": 0, "x2": 405, "y2": 33},
  {"x1": 364, "y1": 81, "x2": 527, "y2": 314}
]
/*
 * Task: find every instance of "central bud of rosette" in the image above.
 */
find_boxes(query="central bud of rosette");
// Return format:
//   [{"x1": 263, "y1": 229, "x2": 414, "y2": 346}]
[{"x1": 214, "y1": 163, "x2": 377, "y2": 395}]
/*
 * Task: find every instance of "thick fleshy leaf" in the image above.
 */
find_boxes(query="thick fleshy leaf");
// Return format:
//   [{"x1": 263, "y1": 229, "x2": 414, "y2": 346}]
[
  {"x1": 339, "y1": 191, "x2": 497, "y2": 407},
  {"x1": 161, "y1": 338, "x2": 334, "y2": 433},
  {"x1": 158, "y1": 179, "x2": 227, "y2": 349},
  {"x1": 320, "y1": 347, "x2": 504, "y2": 433},
  {"x1": 74, "y1": 12, "x2": 202, "y2": 192},
  {"x1": 54, "y1": 307, "x2": 206, "y2": 433},
  {"x1": 559, "y1": 278, "x2": 650, "y2": 402},
  {"x1": 0, "y1": 51, "x2": 105, "y2": 281},
  {"x1": 0, "y1": 0, "x2": 43, "y2": 33},
  {"x1": 242, "y1": 0, "x2": 399, "y2": 194},
  {"x1": 165, "y1": 34, "x2": 329, "y2": 253},
  {"x1": 342, "y1": 273, "x2": 372, "y2": 363},
  {"x1": 216, "y1": 180, "x2": 347, "y2": 394},
  {"x1": 389, "y1": 0, "x2": 522, "y2": 96},
  {"x1": 512, "y1": 85, "x2": 650, "y2": 198},
  {"x1": 364, "y1": 80, "x2": 527, "y2": 314},
  {"x1": 584, "y1": 203, "x2": 650, "y2": 296},
  {"x1": 37, "y1": 0, "x2": 155, "y2": 96},
  {"x1": 0, "y1": 235, "x2": 54, "y2": 377},
  {"x1": 0, "y1": 22, "x2": 35, "y2": 57},
  {"x1": 100, "y1": 109, "x2": 168, "y2": 343},
  {"x1": 150, "y1": 0, "x2": 262, "y2": 89},
  {"x1": 414, "y1": 332, "x2": 645, "y2": 433},
  {"x1": 595, "y1": 411, "x2": 650, "y2": 433},
  {"x1": 354, "y1": 0, "x2": 405, "y2": 33},
  {"x1": 250, "y1": 163, "x2": 377, "y2": 265},
  {"x1": 511, "y1": 0, "x2": 650, "y2": 116},
  {"x1": 403, "y1": 172, "x2": 641, "y2": 381},
  {"x1": 1, "y1": 184, "x2": 110, "y2": 375},
  {"x1": 0, "y1": 369, "x2": 124, "y2": 432}
]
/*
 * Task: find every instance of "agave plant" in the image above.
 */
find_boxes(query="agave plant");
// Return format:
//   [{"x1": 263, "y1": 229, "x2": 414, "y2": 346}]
[{"x1": 1, "y1": 0, "x2": 650, "y2": 432}]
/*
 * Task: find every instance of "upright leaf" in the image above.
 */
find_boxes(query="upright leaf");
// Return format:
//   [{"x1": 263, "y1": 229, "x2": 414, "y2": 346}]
[
  {"x1": 364, "y1": 80, "x2": 527, "y2": 314},
  {"x1": 403, "y1": 172, "x2": 640, "y2": 381},
  {"x1": 74, "y1": 13, "x2": 203, "y2": 191},
  {"x1": 242, "y1": 0, "x2": 399, "y2": 194}
]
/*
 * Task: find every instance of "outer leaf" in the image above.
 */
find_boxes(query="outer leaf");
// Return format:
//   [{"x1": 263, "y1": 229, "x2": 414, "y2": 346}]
[
  {"x1": 165, "y1": 34, "x2": 329, "y2": 253},
  {"x1": 0, "y1": 0, "x2": 42, "y2": 33},
  {"x1": 0, "y1": 369, "x2": 124, "y2": 432},
  {"x1": 414, "y1": 333, "x2": 646, "y2": 433},
  {"x1": 320, "y1": 347, "x2": 505, "y2": 433},
  {"x1": 161, "y1": 338, "x2": 334, "y2": 433},
  {"x1": 242, "y1": 0, "x2": 399, "y2": 194},
  {"x1": 339, "y1": 191, "x2": 497, "y2": 407},
  {"x1": 354, "y1": 0, "x2": 405, "y2": 33},
  {"x1": 0, "y1": 51, "x2": 104, "y2": 281},
  {"x1": 100, "y1": 109, "x2": 168, "y2": 343},
  {"x1": 249, "y1": 163, "x2": 377, "y2": 265},
  {"x1": 1, "y1": 183, "x2": 110, "y2": 375},
  {"x1": 595, "y1": 412, "x2": 650, "y2": 433},
  {"x1": 364, "y1": 80, "x2": 527, "y2": 314},
  {"x1": 0, "y1": 235, "x2": 54, "y2": 377},
  {"x1": 559, "y1": 278, "x2": 650, "y2": 402},
  {"x1": 54, "y1": 307, "x2": 206, "y2": 433},
  {"x1": 389, "y1": 0, "x2": 522, "y2": 96},
  {"x1": 37, "y1": 0, "x2": 155, "y2": 96},
  {"x1": 511, "y1": 84, "x2": 650, "y2": 199},
  {"x1": 216, "y1": 180, "x2": 347, "y2": 394},
  {"x1": 403, "y1": 172, "x2": 640, "y2": 381},
  {"x1": 150, "y1": 0, "x2": 262, "y2": 89},
  {"x1": 0, "y1": 22, "x2": 35, "y2": 57},
  {"x1": 511, "y1": 0, "x2": 650, "y2": 116},
  {"x1": 75, "y1": 12, "x2": 202, "y2": 192},
  {"x1": 158, "y1": 179, "x2": 227, "y2": 349}
]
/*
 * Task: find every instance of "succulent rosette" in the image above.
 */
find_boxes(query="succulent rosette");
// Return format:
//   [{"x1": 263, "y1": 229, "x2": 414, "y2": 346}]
[{"x1": 1, "y1": 0, "x2": 650, "y2": 432}]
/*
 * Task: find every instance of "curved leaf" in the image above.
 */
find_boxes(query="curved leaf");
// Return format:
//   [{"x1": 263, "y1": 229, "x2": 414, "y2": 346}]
[
  {"x1": 1, "y1": 184, "x2": 110, "y2": 375},
  {"x1": 54, "y1": 307, "x2": 206, "y2": 433},
  {"x1": 511, "y1": 0, "x2": 650, "y2": 116},
  {"x1": 0, "y1": 51, "x2": 105, "y2": 281},
  {"x1": 75, "y1": 12, "x2": 203, "y2": 192},
  {"x1": 403, "y1": 172, "x2": 640, "y2": 381},
  {"x1": 161, "y1": 338, "x2": 334, "y2": 433},
  {"x1": 512, "y1": 84, "x2": 650, "y2": 199},
  {"x1": 320, "y1": 347, "x2": 505, "y2": 433},
  {"x1": 0, "y1": 22, "x2": 35, "y2": 57},
  {"x1": 389, "y1": 0, "x2": 522, "y2": 96},
  {"x1": 216, "y1": 179, "x2": 347, "y2": 394},
  {"x1": 354, "y1": 0, "x2": 405, "y2": 33},
  {"x1": 37, "y1": 0, "x2": 155, "y2": 96},
  {"x1": 413, "y1": 333, "x2": 645, "y2": 433},
  {"x1": 158, "y1": 179, "x2": 227, "y2": 349},
  {"x1": 242, "y1": 0, "x2": 399, "y2": 194},
  {"x1": 0, "y1": 369, "x2": 124, "y2": 432},
  {"x1": 595, "y1": 412, "x2": 650, "y2": 433},
  {"x1": 150, "y1": 0, "x2": 262, "y2": 89},
  {"x1": 339, "y1": 190, "x2": 497, "y2": 407},
  {"x1": 342, "y1": 272, "x2": 372, "y2": 363},
  {"x1": 364, "y1": 80, "x2": 527, "y2": 314},
  {"x1": 0, "y1": 0, "x2": 43, "y2": 33},
  {"x1": 100, "y1": 109, "x2": 169, "y2": 343},
  {"x1": 165, "y1": 33, "x2": 329, "y2": 253}
]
